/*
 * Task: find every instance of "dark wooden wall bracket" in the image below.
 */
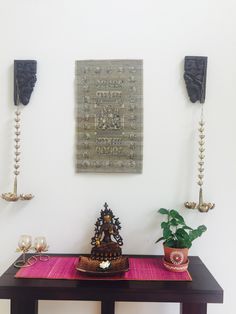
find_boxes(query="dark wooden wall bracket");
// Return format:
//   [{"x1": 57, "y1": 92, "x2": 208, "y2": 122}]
[
  {"x1": 14, "y1": 60, "x2": 37, "y2": 106},
  {"x1": 184, "y1": 56, "x2": 207, "y2": 104}
]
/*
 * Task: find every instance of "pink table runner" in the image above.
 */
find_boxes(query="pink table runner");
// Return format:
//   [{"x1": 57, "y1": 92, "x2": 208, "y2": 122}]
[{"x1": 15, "y1": 256, "x2": 192, "y2": 281}]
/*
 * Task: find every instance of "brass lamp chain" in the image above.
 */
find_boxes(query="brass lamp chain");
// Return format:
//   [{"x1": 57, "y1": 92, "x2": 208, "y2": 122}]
[
  {"x1": 184, "y1": 104, "x2": 215, "y2": 212},
  {"x1": 14, "y1": 107, "x2": 21, "y2": 195},
  {"x1": 1, "y1": 84, "x2": 34, "y2": 202}
]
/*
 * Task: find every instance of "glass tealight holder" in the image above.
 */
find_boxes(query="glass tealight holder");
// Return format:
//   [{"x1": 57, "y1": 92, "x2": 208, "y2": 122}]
[
  {"x1": 14, "y1": 235, "x2": 36, "y2": 267},
  {"x1": 33, "y1": 236, "x2": 49, "y2": 261}
]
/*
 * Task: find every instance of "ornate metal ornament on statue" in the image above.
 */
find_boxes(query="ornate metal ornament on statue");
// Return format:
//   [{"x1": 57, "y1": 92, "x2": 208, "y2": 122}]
[
  {"x1": 77, "y1": 203, "x2": 129, "y2": 275},
  {"x1": 183, "y1": 56, "x2": 215, "y2": 212},
  {"x1": 2, "y1": 60, "x2": 37, "y2": 202}
]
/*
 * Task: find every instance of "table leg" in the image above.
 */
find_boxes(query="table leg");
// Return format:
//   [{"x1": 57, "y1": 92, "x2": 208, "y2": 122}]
[
  {"x1": 101, "y1": 300, "x2": 115, "y2": 314},
  {"x1": 11, "y1": 298, "x2": 38, "y2": 314},
  {"x1": 180, "y1": 303, "x2": 207, "y2": 314}
]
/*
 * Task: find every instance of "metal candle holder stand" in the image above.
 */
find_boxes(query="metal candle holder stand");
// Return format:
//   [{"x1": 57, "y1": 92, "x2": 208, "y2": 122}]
[
  {"x1": 14, "y1": 235, "x2": 49, "y2": 268},
  {"x1": 183, "y1": 56, "x2": 215, "y2": 212},
  {"x1": 2, "y1": 60, "x2": 37, "y2": 202},
  {"x1": 14, "y1": 252, "x2": 38, "y2": 268},
  {"x1": 14, "y1": 252, "x2": 50, "y2": 268}
]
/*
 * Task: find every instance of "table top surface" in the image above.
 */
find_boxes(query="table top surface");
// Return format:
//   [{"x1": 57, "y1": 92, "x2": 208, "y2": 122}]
[{"x1": 0, "y1": 254, "x2": 223, "y2": 304}]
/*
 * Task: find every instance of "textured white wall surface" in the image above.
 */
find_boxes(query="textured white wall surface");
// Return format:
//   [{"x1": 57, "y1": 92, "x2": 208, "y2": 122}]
[{"x1": 0, "y1": 0, "x2": 235, "y2": 313}]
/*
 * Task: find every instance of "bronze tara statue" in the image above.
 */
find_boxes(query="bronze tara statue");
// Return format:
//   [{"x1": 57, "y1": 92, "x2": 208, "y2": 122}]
[
  {"x1": 91, "y1": 202, "x2": 123, "y2": 260},
  {"x1": 76, "y1": 203, "x2": 128, "y2": 274}
]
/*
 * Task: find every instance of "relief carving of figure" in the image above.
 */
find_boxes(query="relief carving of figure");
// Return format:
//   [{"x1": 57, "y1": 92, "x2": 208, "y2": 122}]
[
  {"x1": 97, "y1": 105, "x2": 121, "y2": 130},
  {"x1": 184, "y1": 56, "x2": 207, "y2": 103}
]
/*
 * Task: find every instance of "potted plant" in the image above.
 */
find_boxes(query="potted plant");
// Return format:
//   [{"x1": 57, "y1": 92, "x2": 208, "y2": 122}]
[{"x1": 155, "y1": 208, "x2": 207, "y2": 272}]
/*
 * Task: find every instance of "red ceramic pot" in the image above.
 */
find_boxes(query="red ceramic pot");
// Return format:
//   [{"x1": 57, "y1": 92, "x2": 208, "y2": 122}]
[
  {"x1": 163, "y1": 246, "x2": 189, "y2": 265},
  {"x1": 162, "y1": 258, "x2": 189, "y2": 272}
]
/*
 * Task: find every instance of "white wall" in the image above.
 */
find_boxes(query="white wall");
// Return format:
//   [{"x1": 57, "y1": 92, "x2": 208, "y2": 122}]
[{"x1": 0, "y1": 0, "x2": 235, "y2": 313}]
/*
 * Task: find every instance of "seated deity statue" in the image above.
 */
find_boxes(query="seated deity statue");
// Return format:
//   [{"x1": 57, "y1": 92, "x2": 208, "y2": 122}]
[{"x1": 91, "y1": 203, "x2": 123, "y2": 260}]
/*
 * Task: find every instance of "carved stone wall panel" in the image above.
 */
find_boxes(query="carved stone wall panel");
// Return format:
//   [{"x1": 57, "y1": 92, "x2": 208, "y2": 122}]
[
  {"x1": 76, "y1": 60, "x2": 143, "y2": 173},
  {"x1": 184, "y1": 56, "x2": 207, "y2": 104}
]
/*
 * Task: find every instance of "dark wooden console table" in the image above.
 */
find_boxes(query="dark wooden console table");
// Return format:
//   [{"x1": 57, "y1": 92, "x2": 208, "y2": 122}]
[{"x1": 0, "y1": 254, "x2": 223, "y2": 314}]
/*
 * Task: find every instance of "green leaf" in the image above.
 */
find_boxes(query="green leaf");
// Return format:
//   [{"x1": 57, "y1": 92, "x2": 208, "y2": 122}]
[
  {"x1": 164, "y1": 239, "x2": 176, "y2": 248},
  {"x1": 181, "y1": 239, "x2": 192, "y2": 248},
  {"x1": 170, "y1": 218, "x2": 178, "y2": 226},
  {"x1": 188, "y1": 242, "x2": 192, "y2": 248},
  {"x1": 158, "y1": 208, "x2": 169, "y2": 215},
  {"x1": 189, "y1": 225, "x2": 207, "y2": 242},
  {"x1": 175, "y1": 232, "x2": 192, "y2": 248},
  {"x1": 189, "y1": 229, "x2": 200, "y2": 241},
  {"x1": 155, "y1": 236, "x2": 165, "y2": 244},
  {"x1": 161, "y1": 222, "x2": 169, "y2": 229},
  {"x1": 169, "y1": 209, "x2": 180, "y2": 218},
  {"x1": 177, "y1": 239, "x2": 190, "y2": 248},
  {"x1": 197, "y1": 225, "x2": 207, "y2": 234},
  {"x1": 169, "y1": 210, "x2": 185, "y2": 224},
  {"x1": 176, "y1": 228, "x2": 189, "y2": 239},
  {"x1": 182, "y1": 225, "x2": 193, "y2": 231},
  {"x1": 176, "y1": 229, "x2": 191, "y2": 247},
  {"x1": 163, "y1": 227, "x2": 172, "y2": 239}
]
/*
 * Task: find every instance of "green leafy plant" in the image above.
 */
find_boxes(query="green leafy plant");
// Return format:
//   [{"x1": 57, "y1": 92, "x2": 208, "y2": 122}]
[{"x1": 155, "y1": 208, "x2": 207, "y2": 248}]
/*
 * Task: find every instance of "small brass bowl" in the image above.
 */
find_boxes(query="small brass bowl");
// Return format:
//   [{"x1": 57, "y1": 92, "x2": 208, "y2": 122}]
[
  {"x1": 20, "y1": 194, "x2": 34, "y2": 201},
  {"x1": 184, "y1": 202, "x2": 197, "y2": 209},
  {"x1": 2, "y1": 193, "x2": 20, "y2": 202},
  {"x1": 198, "y1": 203, "x2": 215, "y2": 212}
]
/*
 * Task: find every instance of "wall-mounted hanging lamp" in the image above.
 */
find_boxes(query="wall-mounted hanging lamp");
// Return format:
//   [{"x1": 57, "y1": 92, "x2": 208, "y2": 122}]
[
  {"x1": 2, "y1": 60, "x2": 37, "y2": 202},
  {"x1": 183, "y1": 56, "x2": 215, "y2": 212}
]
